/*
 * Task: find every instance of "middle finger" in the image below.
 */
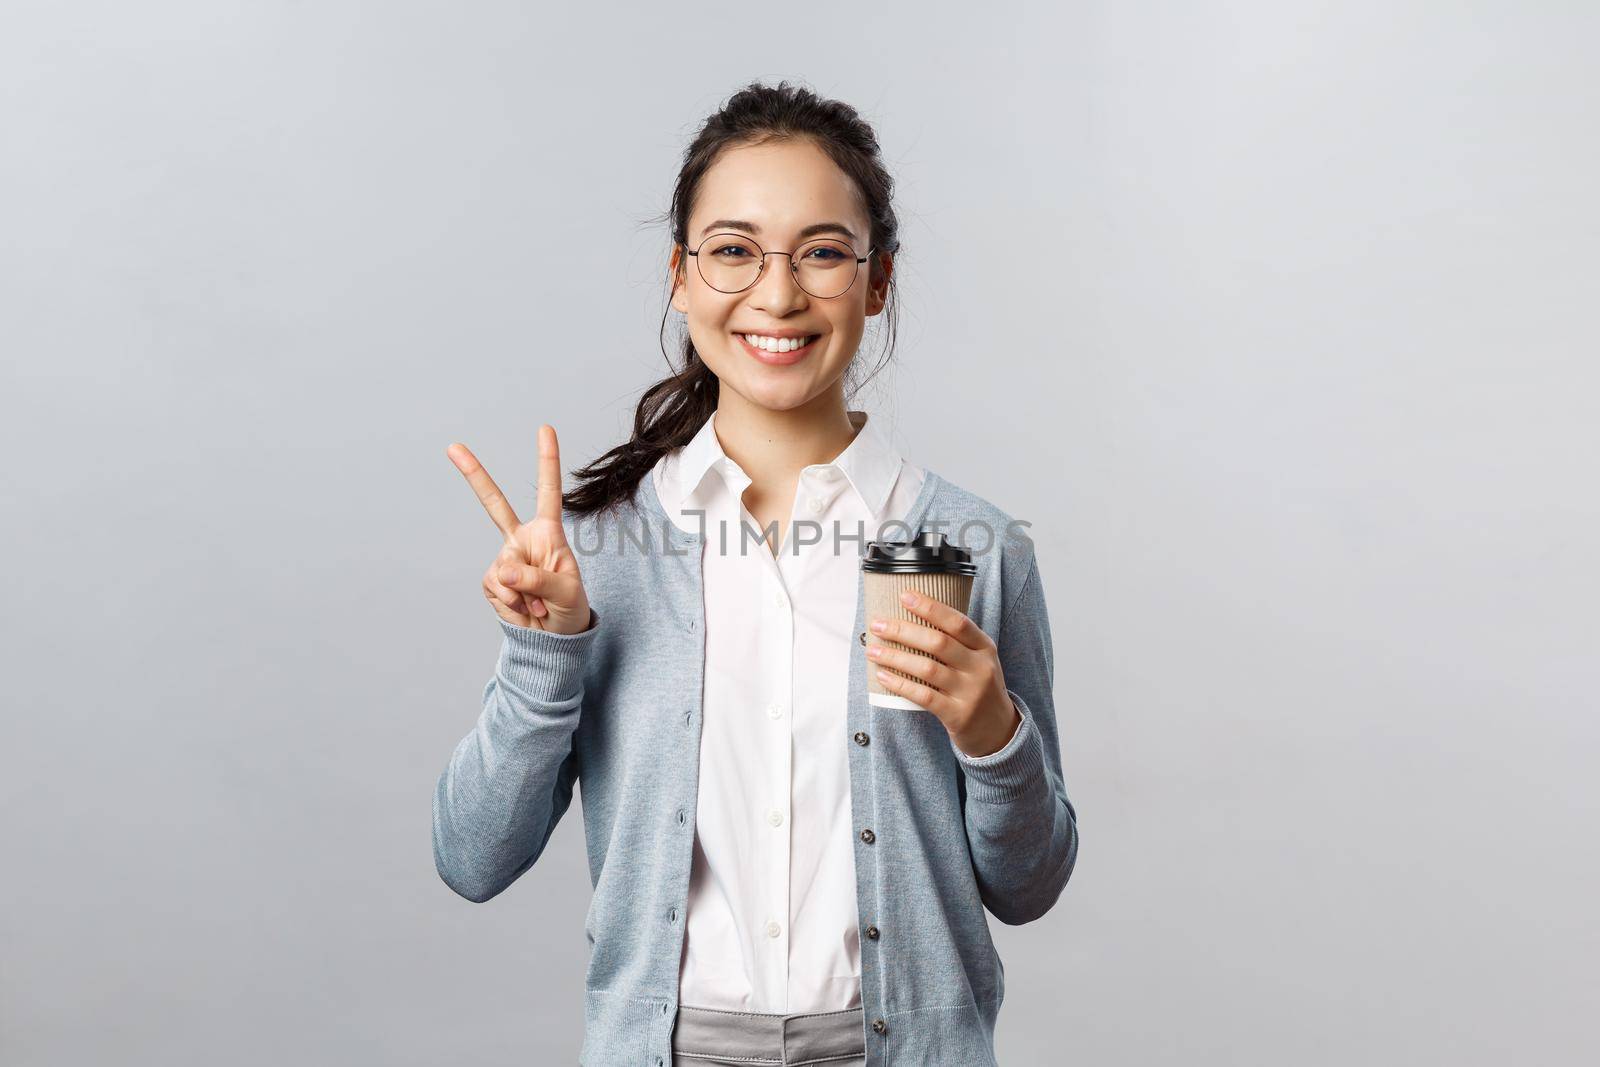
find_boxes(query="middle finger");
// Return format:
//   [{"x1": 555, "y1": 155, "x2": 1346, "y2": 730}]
[
  {"x1": 868, "y1": 613, "x2": 975, "y2": 668},
  {"x1": 867, "y1": 641, "x2": 958, "y2": 692}
]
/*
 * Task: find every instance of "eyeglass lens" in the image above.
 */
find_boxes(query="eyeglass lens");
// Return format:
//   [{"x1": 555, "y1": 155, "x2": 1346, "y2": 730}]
[{"x1": 694, "y1": 234, "x2": 862, "y2": 299}]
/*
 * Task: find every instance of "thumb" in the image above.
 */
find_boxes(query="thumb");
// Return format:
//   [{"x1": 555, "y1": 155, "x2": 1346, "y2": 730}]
[{"x1": 496, "y1": 561, "x2": 582, "y2": 605}]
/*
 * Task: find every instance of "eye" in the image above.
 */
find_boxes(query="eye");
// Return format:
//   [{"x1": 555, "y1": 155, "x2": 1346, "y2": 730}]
[
  {"x1": 804, "y1": 245, "x2": 846, "y2": 262},
  {"x1": 709, "y1": 241, "x2": 756, "y2": 260}
]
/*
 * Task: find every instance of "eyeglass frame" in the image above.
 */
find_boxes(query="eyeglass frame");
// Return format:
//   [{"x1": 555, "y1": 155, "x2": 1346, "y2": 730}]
[{"x1": 682, "y1": 231, "x2": 877, "y2": 299}]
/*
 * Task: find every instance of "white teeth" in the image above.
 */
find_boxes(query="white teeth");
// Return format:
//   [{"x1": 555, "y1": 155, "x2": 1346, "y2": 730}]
[{"x1": 743, "y1": 333, "x2": 816, "y2": 353}]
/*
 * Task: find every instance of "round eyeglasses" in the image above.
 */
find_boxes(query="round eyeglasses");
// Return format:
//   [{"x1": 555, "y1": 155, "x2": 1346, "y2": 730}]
[{"x1": 685, "y1": 232, "x2": 875, "y2": 300}]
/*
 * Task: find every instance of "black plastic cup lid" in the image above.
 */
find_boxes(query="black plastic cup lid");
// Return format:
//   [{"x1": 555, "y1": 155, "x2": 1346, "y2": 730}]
[{"x1": 861, "y1": 530, "x2": 977, "y2": 575}]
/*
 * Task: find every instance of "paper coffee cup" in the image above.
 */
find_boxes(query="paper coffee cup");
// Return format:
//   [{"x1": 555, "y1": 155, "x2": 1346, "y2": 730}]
[{"x1": 862, "y1": 531, "x2": 976, "y2": 710}]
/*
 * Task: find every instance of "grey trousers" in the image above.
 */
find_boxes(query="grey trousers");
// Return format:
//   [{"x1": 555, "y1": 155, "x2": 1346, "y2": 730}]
[{"x1": 670, "y1": 1004, "x2": 868, "y2": 1067}]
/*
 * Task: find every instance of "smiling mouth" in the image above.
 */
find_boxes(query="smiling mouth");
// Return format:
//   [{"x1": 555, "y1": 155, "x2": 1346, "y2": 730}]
[{"x1": 736, "y1": 332, "x2": 822, "y2": 364}]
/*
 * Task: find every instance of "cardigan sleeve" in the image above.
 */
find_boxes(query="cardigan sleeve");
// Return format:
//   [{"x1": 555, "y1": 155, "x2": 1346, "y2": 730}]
[
  {"x1": 951, "y1": 551, "x2": 1080, "y2": 925},
  {"x1": 432, "y1": 609, "x2": 601, "y2": 903}
]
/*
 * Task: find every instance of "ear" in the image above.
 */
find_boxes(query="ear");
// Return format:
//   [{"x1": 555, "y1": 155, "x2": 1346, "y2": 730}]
[
  {"x1": 670, "y1": 245, "x2": 689, "y2": 314},
  {"x1": 865, "y1": 251, "x2": 893, "y2": 316}
]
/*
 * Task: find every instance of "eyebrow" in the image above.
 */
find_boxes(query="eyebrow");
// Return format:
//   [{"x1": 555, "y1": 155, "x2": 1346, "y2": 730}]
[{"x1": 698, "y1": 219, "x2": 859, "y2": 242}]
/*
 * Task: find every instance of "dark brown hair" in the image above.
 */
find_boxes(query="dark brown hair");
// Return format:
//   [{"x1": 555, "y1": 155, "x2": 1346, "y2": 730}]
[{"x1": 562, "y1": 80, "x2": 903, "y2": 518}]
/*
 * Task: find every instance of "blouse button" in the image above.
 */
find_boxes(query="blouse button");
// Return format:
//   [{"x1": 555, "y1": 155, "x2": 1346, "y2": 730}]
[
  {"x1": 866, "y1": 924, "x2": 880, "y2": 940},
  {"x1": 859, "y1": 828, "x2": 876, "y2": 844},
  {"x1": 872, "y1": 1018, "x2": 888, "y2": 1035},
  {"x1": 853, "y1": 731, "x2": 870, "y2": 746}
]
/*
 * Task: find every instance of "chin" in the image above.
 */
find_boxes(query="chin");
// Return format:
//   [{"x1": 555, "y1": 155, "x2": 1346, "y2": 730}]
[
  {"x1": 722, "y1": 372, "x2": 822, "y2": 412},
  {"x1": 742, "y1": 383, "x2": 815, "y2": 412}
]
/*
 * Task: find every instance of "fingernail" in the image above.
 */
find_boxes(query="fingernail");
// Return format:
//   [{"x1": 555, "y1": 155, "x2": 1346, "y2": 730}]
[
  {"x1": 900, "y1": 590, "x2": 917, "y2": 606},
  {"x1": 870, "y1": 620, "x2": 886, "y2": 633},
  {"x1": 866, "y1": 645, "x2": 880, "y2": 658},
  {"x1": 499, "y1": 566, "x2": 517, "y2": 582}
]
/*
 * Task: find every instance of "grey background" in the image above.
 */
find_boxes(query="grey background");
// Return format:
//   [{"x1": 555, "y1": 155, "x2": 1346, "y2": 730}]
[{"x1": 2, "y1": 2, "x2": 1595, "y2": 1064}]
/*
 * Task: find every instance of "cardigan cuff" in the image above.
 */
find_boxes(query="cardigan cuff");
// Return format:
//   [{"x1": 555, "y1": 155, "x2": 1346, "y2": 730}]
[
  {"x1": 952, "y1": 688, "x2": 1048, "y2": 804},
  {"x1": 494, "y1": 608, "x2": 601, "y2": 704}
]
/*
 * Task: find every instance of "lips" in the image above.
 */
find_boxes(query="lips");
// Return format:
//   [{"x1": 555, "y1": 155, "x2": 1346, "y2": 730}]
[{"x1": 736, "y1": 332, "x2": 821, "y2": 365}]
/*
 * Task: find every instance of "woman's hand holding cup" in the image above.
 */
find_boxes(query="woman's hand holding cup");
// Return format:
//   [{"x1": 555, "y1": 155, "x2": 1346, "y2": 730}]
[{"x1": 447, "y1": 424, "x2": 593, "y2": 635}]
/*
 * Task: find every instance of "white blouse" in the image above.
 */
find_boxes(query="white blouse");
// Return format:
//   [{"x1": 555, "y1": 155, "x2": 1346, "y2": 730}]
[{"x1": 651, "y1": 408, "x2": 926, "y2": 1014}]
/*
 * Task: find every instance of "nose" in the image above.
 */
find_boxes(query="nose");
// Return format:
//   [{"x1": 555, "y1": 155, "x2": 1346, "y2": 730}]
[{"x1": 745, "y1": 253, "x2": 808, "y2": 317}]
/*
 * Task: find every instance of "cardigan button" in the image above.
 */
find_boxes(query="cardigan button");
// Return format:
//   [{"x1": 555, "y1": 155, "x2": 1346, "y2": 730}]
[
  {"x1": 866, "y1": 924, "x2": 880, "y2": 940},
  {"x1": 872, "y1": 1018, "x2": 888, "y2": 1035},
  {"x1": 853, "y1": 731, "x2": 870, "y2": 746},
  {"x1": 859, "y1": 630, "x2": 867, "y2": 646},
  {"x1": 859, "y1": 828, "x2": 876, "y2": 844}
]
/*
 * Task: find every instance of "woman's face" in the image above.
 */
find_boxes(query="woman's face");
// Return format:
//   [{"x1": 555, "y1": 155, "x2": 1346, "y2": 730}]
[{"x1": 670, "y1": 137, "x2": 890, "y2": 414}]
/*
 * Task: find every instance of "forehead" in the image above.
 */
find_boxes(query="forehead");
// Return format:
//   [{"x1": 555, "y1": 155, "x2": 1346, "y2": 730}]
[{"x1": 690, "y1": 138, "x2": 868, "y2": 238}]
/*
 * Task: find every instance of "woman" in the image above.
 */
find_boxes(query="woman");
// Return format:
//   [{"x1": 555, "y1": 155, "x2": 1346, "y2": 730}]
[{"x1": 434, "y1": 81, "x2": 1079, "y2": 1067}]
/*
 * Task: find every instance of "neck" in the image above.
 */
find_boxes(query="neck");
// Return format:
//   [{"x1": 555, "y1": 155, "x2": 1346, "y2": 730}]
[{"x1": 710, "y1": 387, "x2": 861, "y2": 493}]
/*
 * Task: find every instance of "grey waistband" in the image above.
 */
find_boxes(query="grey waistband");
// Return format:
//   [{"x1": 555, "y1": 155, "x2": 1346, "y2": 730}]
[{"x1": 672, "y1": 1004, "x2": 867, "y2": 1065}]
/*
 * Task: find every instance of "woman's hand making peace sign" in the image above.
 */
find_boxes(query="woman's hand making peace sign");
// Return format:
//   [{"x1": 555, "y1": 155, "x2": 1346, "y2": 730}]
[{"x1": 447, "y1": 425, "x2": 594, "y2": 635}]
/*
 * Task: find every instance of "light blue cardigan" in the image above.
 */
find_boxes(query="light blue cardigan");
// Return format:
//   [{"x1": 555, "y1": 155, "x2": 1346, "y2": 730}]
[{"x1": 433, "y1": 466, "x2": 1080, "y2": 1066}]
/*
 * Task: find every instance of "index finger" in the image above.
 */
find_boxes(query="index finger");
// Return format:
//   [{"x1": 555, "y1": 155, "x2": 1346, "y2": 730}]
[
  {"x1": 885, "y1": 590, "x2": 992, "y2": 654},
  {"x1": 446, "y1": 442, "x2": 522, "y2": 541}
]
